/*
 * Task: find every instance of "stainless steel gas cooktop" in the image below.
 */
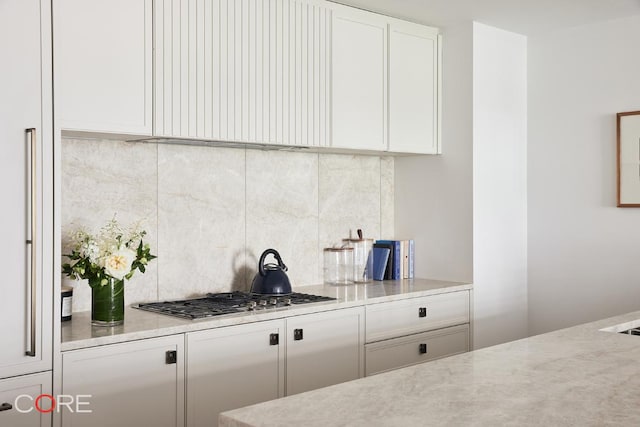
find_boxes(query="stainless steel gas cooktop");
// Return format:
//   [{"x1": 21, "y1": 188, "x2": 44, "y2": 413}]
[{"x1": 133, "y1": 291, "x2": 335, "y2": 320}]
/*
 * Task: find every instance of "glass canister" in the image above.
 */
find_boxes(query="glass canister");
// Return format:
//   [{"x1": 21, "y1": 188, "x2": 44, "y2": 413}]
[
  {"x1": 343, "y1": 238, "x2": 374, "y2": 283},
  {"x1": 323, "y1": 247, "x2": 355, "y2": 285}
]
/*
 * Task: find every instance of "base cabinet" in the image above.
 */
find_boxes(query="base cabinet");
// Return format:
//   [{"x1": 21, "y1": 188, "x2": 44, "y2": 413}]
[
  {"x1": 285, "y1": 307, "x2": 364, "y2": 395},
  {"x1": 0, "y1": 372, "x2": 52, "y2": 427},
  {"x1": 186, "y1": 320, "x2": 285, "y2": 427},
  {"x1": 61, "y1": 335, "x2": 184, "y2": 427},
  {"x1": 58, "y1": 295, "x2": 465, "y2": 424},
  {"x1": 184, "y1": 307, "x2": 364, "y2": 425},
  {"x1": 365, "y1": 291, "x2": 471, "y2": 375}
]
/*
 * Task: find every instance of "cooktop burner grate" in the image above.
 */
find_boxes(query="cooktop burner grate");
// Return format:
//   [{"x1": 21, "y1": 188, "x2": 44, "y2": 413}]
[{"x1": 134, "y1": 291, "x2": 335, "y2": 320}]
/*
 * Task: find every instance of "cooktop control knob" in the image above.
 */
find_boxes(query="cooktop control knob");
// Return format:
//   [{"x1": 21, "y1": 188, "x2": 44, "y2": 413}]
[
  {"x1": 269, "y1": 298, "x2": 278, "y2": 305},
  {"x1": 246, "y1": 301, "x2": 257, "y2": 310},
  {"x1": 283, "y1": 298, "x2": 292, "y2": 306},
  {"x1": 259, "y1": 300, "x2": 267, "y2": 306}
]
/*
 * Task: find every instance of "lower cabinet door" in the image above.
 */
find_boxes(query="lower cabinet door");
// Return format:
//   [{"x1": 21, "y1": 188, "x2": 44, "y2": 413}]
[
  {"x1": 365, "y1": 324, "x2": 469, "y2": 376},
  {"x1": 61, "y1": 335, "x2": 184, "y2": 427},
  {"x1": 286, "y1": 307, "x2": 364, "y2": 396},
  {"x1": 186, "y1": 320, "x2": 285, "y2": 427},
  {"x1": 0, "y1": 372, "x2": 52, "y2": 427}
]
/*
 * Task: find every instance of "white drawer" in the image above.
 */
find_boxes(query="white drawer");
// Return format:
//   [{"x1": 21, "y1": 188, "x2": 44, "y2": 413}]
[
  {"x1": 365, "y1": 291, "x2": 469, "y2": 343},
  {"x1": 0, "y1": 372, "x2": 52, "y2": 427},
  {"x1": 365, "y1": 324, "x2": 469, "y2": 376}
]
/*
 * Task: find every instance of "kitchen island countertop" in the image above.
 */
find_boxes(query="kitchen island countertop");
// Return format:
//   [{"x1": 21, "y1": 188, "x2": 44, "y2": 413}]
[{"x1": 219, "y1": 310, "x2": 640, "y2": 426}]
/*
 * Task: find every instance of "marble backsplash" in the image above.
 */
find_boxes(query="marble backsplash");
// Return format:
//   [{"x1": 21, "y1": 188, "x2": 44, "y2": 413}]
[{"x1": 61, "y1": 138, "x2": 394, "y2": 312}]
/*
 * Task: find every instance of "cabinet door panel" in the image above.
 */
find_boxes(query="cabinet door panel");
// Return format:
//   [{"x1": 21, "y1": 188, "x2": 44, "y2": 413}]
[
  {"x1": 186, "y1": 320, "x2": 284, "y2": 427},
  {"x1": 155, "y1": 0, "x2": 329, "y2": 146},
  {"x1": 0, "y1": 372, "x2": 52, "y2": 427},
  {"x1": 389, "y1": 21, "x2": 440, "y2": 154},
  {"x1": 365, "y1": 324, "x2": 469, "y2": 376},
  {"x1": 62, "y1": 335, "x2": 184, "y2": 427},
  {"x1": 286, "y1": 307, "x2": 364, "y2": 396},
  {"x1": 331, "y1": 5, "x2": 387, "y2": 151},
  {"x1": 54, "y1": 0, "x2": 152, "y2": 134},
  {"x1": 0, "y1": 0, "x2": 52, "y2": 379}
]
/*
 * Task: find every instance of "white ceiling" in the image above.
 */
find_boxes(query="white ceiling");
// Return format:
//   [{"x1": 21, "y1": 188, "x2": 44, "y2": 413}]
[{"x1": 330, "y1": 0, "x2": 640, "y2": 36}]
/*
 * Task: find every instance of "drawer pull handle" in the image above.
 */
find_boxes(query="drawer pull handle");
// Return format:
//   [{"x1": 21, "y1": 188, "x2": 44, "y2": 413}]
[
  {"x1": 294, "y1": 328, "x2": 304, "y2": 341},
  {"x1": 0, "y1": 403, "x2": 13, "y2": 412},
  {"x1": 165, "y1": 350, "x2": 177, "y2": 364},
  {"x1": 419, "y1": 343, "x2": 427, "y2": 354},
  {"x1": 418, "y1": 307, "x2": 427, "y2": 318},
  {"x1": 270, "y1": 333, "x2": 279, "y2": 345}
]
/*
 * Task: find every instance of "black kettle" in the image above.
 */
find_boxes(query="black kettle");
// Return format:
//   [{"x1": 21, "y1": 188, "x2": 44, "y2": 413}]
[{"x1": 250, "y1": 249, "x2": 292, "y2": 295}]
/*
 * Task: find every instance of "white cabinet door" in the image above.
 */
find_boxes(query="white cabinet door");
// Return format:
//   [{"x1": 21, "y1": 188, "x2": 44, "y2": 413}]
[
  {"x1": 0, "y1": 372, "x2": 52, "y2": 427},
  {"x1": 54, "y1": 0, "x2": 153, "y2": 134},
  {"x1": 285, "y1": 307, "x2": 364, "y2": 396},
  {"x1": 62, "y1": 335, "x2": 185, "y2": 427},
  {"x1": 155, "y1": 0, "x2": 330, "y2": 146},
  {"x1": 0, "y1": 0, "x2": 52, "y2": 379},
  {"x1": 365, "y1": 324, "x2": 469, "y2": 376},
  {"x1": 331, "y1": 5, "x2": 387, "y2": 151},
  {"x1": 186, "y1": 320, "x2": 285, "y2": 427},
  {"x1": 388, "y1": 20, "x2": 441, "y2": 154}
]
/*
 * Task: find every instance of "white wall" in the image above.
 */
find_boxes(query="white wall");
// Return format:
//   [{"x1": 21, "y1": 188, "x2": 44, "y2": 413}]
[
  {"x1": 528, "y1": 15, "x2": 640, "y2": 335},
  {"x1": 395, "y1": 22, "x2": 474, "y2": 284},
  {"x1": 472, "y1": 22, "x2": 528, "y2": 348}
]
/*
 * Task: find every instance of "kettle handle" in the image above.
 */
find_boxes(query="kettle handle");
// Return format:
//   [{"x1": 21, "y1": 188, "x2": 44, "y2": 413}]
[{"x1": 258, "y1": 249, "x2": 288, "y2": 276}]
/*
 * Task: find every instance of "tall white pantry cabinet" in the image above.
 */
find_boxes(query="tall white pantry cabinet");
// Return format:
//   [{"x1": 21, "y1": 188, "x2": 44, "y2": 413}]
[{"x1": 0, "y1": 0, "x2": 53, "y2": 426}]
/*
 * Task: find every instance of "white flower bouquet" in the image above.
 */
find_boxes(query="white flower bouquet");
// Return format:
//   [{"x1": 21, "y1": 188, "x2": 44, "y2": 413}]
[{"x1": 62, "y1": 217, "x2": 156, "y2": 288}]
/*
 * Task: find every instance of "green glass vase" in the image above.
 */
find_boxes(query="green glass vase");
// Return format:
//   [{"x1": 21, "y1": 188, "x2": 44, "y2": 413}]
[{"x1": 91, "y1": 278, "x2": 125, "y2": 326}]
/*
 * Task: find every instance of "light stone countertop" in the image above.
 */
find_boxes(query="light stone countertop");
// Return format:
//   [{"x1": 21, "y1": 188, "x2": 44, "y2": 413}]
[
  {"x1": 219, "y1": 310, "x2": 640, "y2": 427},
  {"x1": 61, "y1": 278, "x2": 471, "y2": 351}
]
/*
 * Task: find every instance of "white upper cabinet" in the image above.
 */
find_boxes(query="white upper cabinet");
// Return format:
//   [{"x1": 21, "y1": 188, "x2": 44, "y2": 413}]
[
  {"x1": 155, "y1": 0, "x2": 331, "y2": 146},
  {"x1": 51, "y1": 0, "x2": 441, "y2": 153},
  {"x1": 330, "y1": 5, "x2": 387, "y2": 151},
  {"x1": 388, "y1": 20, "x2": 441, "y2": 154},
  {"x1": 330, "y1": 5, "x2": 441, "y2": 154},
  {"x1": 54, "y1": 0, "x2": 153, "y2": 134}
]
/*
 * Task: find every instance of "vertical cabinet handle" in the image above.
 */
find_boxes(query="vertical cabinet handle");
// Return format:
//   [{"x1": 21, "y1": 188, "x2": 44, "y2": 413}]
[
  {"x1": 0, "y1": 403, "x2": 13, "y2": 412},
  {"x1": 293, "y1": 329, "x2": 304, "y2": 341},
  {"x1": 418, "y1": 307, "x2": 427, "y2": 318},
  {"x1": 419, "y1": 343, "x2": 427, "y2": 354},
  {"x1": 25, "y1": 128, "x2": 37, "y2": 358}
]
